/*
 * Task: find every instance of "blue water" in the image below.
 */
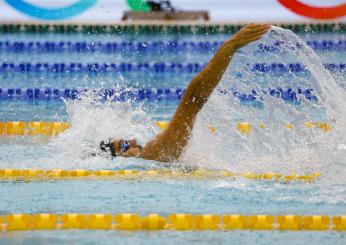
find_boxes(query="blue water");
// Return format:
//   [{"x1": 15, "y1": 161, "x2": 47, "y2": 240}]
[{"x1": 0, "y1": 30, "x2": 345, "y2": 244}]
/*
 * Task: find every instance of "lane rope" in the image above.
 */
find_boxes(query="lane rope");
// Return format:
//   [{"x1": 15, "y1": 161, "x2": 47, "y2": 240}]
[
  {"x1": 0, "y1": 40, "x2": 345, "y2": 53},
  {"x1": 0, "y1": 168, "x2": 321, "y2": 182},
  {"x1": 0, "y1": 121, "x2": 332, "y2": 136},
  {"x1": 0, "y1": 87, "x2": 319, "y2": 102},
  {"x1": 0, "y1": 23, "x2": 345, "y2": 34},
  {"x1": 0, "y1": 213, "x2": 344, "y2": 231},
  {"x1": 0, "y1": 62, "x2": 344, "y2": 73}
]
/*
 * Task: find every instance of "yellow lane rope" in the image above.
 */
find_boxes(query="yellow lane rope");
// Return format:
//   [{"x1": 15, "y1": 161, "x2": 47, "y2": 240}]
[
  {"x1": 0, "y1": 169, "x2": 320, "y2": 182},
  {"x1": 0, "y1": 213, "x2": 344, "y2": 231},
  {"x1": 0, "y1": 121, "x2": 332, "y2": 136}
]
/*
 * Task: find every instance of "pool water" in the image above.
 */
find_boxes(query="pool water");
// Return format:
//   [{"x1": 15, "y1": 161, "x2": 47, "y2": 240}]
[{"x1": 0, "y1": 27, "x2": 345, "y2": 244}]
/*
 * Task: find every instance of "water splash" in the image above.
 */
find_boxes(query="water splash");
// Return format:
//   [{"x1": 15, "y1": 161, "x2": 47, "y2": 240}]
[
  {"x1": 182, "y1": 27, "x2": 346, "y2": 179},
  {"x1": 45, "y1": 90, "x2": 158, "y2": 168},
  {"x1": 20, "y1": 26, "x2": 345, "y2": 178}
]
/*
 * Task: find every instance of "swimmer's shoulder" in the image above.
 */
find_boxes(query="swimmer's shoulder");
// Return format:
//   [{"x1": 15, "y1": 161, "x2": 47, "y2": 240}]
[{"x1": 139, "y1": 131, "x2": 181, "y2": 163}]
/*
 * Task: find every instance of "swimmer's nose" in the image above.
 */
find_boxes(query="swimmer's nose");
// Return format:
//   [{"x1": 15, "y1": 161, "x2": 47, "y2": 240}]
[{"x1": 129, "y1": 139, "x2": 137, "y2": 146}]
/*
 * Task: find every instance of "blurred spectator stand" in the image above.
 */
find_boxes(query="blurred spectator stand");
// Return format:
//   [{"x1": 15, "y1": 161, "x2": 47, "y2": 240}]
[{"x1": 122, "y1": 0, "x2": 209, "y2": 21}]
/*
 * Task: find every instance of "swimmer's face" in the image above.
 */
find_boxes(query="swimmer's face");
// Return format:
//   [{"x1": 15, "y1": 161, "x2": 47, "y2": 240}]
[{"x1": 112, "y1": 139, "x2": 142, "y2": 158}]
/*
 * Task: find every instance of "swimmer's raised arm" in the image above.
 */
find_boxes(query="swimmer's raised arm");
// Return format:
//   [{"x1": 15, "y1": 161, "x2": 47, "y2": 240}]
[{"x1": 139, "y1": 24, "x2": 270, "y2": 162}]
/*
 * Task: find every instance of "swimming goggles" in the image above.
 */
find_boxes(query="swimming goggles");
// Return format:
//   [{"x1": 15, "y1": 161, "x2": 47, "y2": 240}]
[
  {"x1": 100, "y1": 139, "x2": 130, "y2": 158},
  {"x1": 119, "y1": 140, "x2": 130, "y2": 153}
]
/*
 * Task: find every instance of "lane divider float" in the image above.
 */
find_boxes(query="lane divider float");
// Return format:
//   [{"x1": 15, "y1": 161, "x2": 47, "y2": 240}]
[
  {"x1": 0, "y1": 168, "x2": 321, "y2": 182},
  {"x1": 0, "y1": 121, "x2": 332, "y2": 136},
  {"x1": 0, "y1": 87, "x2": 319, "y2": 103},
  {"x1": 0, "y1": 62, "x2": 344, "y2": 73},
  {"x1": 0, "y1": 213, "x2": 344, "y2": 231},
  {"x1": 1, "y1": 40, "x2": 344, "y2": 53},
  {"x1": 0, "y1": 122, "x2": 69, "y2": 136},
  {"x1": 0, "y1": 23, "x2": 344, "y2": 34},
  {"x1": 157, "y1": 121, "x2": 332, "y2": 133}
]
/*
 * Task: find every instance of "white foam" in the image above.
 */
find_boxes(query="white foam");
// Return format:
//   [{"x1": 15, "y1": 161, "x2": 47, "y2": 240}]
[{"x1": 181, "y1": 27, "x2": 346, "y2": 178}]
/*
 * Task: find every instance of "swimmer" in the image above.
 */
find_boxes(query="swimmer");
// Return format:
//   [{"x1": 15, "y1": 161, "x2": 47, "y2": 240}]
[{"x1": 100, "y1": 24, "x2": 270, "y2": 162}]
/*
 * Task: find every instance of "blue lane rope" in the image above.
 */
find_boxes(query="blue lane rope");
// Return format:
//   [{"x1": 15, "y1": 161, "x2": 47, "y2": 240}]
[
  {"x1": 0, "y1": 62, "x2": 345, "y2": 74},
  {"x1": 0, "y1": 62, "x2": 204, "y2": 73},
  {"x1": 0, "y1": 87, "x2": 317, "y2": 103},
  {"x1": 0, "y1": 40, "x2": 345, "y2": 53}
]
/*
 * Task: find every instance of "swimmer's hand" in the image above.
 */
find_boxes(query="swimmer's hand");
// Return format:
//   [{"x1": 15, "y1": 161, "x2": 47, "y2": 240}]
[{"x1": 223, "y1": 24, "x2": 270, "y2": 52}]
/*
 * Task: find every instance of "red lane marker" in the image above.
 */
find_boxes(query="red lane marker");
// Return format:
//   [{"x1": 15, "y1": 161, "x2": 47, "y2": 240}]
[{"x1": 278, "y1": 0, "x2": 346, "y2": 19}]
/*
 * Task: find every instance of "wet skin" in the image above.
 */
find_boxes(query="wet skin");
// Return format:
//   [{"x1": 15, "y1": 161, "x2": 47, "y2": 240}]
[
  {"x1": 112, "y1": 139, "x2": 142, "y2": 158},
  {"x1": 108, "y1": 24, "x2": 271, "y2": 162}
]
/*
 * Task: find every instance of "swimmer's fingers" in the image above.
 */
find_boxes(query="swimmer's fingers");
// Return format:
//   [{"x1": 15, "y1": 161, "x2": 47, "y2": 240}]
[
  {"x1": 225, "y1": 25, "x2": 269, "y2": 49},
  {"x1": 236, "y1": 25, "x2": 270, "y2": 40},
  {"x1": 243, "y1": 24, "x2": 270, "y2": 30},
  {"x1": 241, "y1": 28, "x2": 269, "y2": 42},
  {"x1": 232, "y1": 28, "x2": 269, "y2": 44},
  {"x1": 246, "y1": 24, "x2": 271, "y2": 30},
  {"x1": 224, "y1": 25, "x2": 269, "y2": 45},
  {"x1": 233, "y1": 24, "x2": 270, "y2": 37}
]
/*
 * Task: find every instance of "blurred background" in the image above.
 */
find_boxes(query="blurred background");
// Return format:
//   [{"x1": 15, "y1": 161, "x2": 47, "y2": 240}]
[{"x1": 1, "y1": 0, "x2": 345, "y2": 22}]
